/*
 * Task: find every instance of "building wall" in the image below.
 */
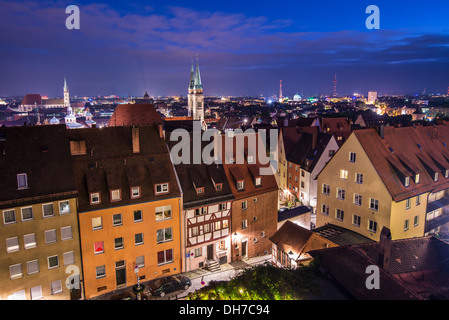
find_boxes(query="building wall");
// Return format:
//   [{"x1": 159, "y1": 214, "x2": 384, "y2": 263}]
[
  {"x1": 0, "y1": 198, "x2": 81, "y2": 300},
  {"x1": 317, "y1": 133, "x2": 393, "y2": 241},
  {"x1": 231, "y1": 190, "x2": 278, "y2": 261},
  {"x1": 278, "y1": 132, "x2": 287, "y2": 194},
  {"x1": 390, "y1": 195, "x2": 427, "y2": 240},
  {"x1": 78, "y1": 197, "x2": 181, "y2": 299}
]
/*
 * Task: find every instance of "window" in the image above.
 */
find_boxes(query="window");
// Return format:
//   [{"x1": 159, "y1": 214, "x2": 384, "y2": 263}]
[
  {"x1": 21, "y1": 207, "x2": 33, "y2": 221},
  {"x1": 405, "y1": 198, "x2": 411, "y2": 210},
  {"x1": 404, "y1": 219, "x2": 410, "y2": 231},
  {"x1": 10, "y1": 264, "x2": 22, "y2": 279},
  {"x1": 131, "y1": 187, "x2": 141, "y2": 199},
  {"x1": 27, "y1": 260, "x2": 39, "y2": 275},
  {"x1": 219, "y1": 203, "x2": 226, "y2": 211},
  {"x1": 355, "y1": 173, "x2": 363, "y2": 184},
  {"x1": 156, "y1": 228, "x2": 172, "y2": 243},
  {"x1": 416, "y1": 195, "x2": 421, "y2": 206},
  {"x1": 215, "y1": 183, "x2": 223, "y2": 191},
  {"x1": 301, "y1": 170, "x2": 305, "y2": 177},
  {"x1": 340, "y1": 170, "x2": 348, "y2": 180},
  {"x1": 45, "y1": 229, "x2": 57, "y2": 244},
  {"x1": 136, "y1": 256, "x2": 145, "y2": 268},
  {"x1": 47, "y1": 255, "x2": 59, "y2": 269},
  {"x1": 242, "y1": 219, "x2": 248, "y2": 229},
  {"x1": 215, "y1": 221, "x2": 221, "y2": 230},
  {"x1": 114, "y1": 237, "x2": 124, "y2": 250},
  {"x1": 237, "y1": 180, "x2": 245, "y2": 190},
  {"x1": 336, "y1": 209, "x2": 344, "y2": 221},
  {"x1": 30, "y1": 286, "x2": 43, "y2": 300},
  {"x1": 241, "y1": 201, "x2": 248, "y2": 210},
  {"x1": 434, "y1": 172, "x2": 439, "y2": 182},
  {"x1": 94, "y1": 241, "x2": 104, "y2": 254},
  {"x1": 321, "y1": 204, "x2": 329, "y2": 215},
  {"x1": 17, "y1": 173, "x2": 28, "y2": 190},
  {"x1": 295, "y1": 176, "x2": 298, "y2": 182},
  {"x1": 337, "y1": 188, "x2": 346, "y2": 200},
  {"x1": 415, "y1": 174, "x2": 420, "y2": 184},
  {"x1": 223, "y1": 219, "x2": 229, "y2": 229},
  {"x1": 156, "y1": 205, "x2": 171, "y2": 221},
  {"x1": 194, "y1": 247, "x2": 202, "y2": 257},
  {"x1": 349, "y1": 152, "x2": 356, "y2": 163},
  {"x1": 368, "y1": 220, "x2": 378, "y2": 233},
  {"x1": 446, "y1": 170, "x2": 449, "y2": 179},
  {"x1": 113, "y1": 213, "x2": 122, "y2": 226},
  {"x1": 134, "y1": 210, "x2": 143, "y2": 222},
  {"x1": 63, "y1": 251, "x2": 75, "y2": 265},
  {"x1": 42, "y1": 203, "x2": 54, "y2": 218},
  {"x1": 50, "y1": 280, "x2": 62, "y2": 295},
  {"x1": 191, "y1": 226, "x2": 199, "y2": 237},
  {"x1": 353, "y1": 215, "x2": 361, "y2": 227},
  {"x1": 195, "y1": 207, "x2": 207, "y2": 216},
  {"x1": 59, "y1": 200, "x2": 70, "y2": 215},
  {"x1": 322, "y1": 184, "x2": 330, "y2": 195},
  {"x1": 24, "y1": 233, "x2": 36, "y2": 249},
  {"x1": 157, "y1": 249, "x2": 173, "y2": 265},
  {"x1": 90, "y1": 192, "x2": 100, "y2": 204},
  {"x1": 111, "y1": 189, "x2": 121, "y2": 201},
  {"x1": 155, "y1": 183, "x2": 169, "y2": 194},
  {"x1": 295, "y1": 165, "x2": 298, "y2": 171},
  {"x1": 61, "y1": 226, "x2": 73, "y2": 241},
  {"x1": 3, "y1": 209, "x2": 16, "y2": 225},
  {"x1": 414, "y1": 215, "x2": 419, "y2": 227},
  {"x1": 92, "y1": 217, "x2": 102, "y2": 230},
  {"x1": 354, "y1": 194, "x2": 363, "y2": 206},
  {"x1": 6, "y1": 237, "x2": 19, "y2": 253},
  {"x1": 404, "y1": 176, "x2": 410, "y2": 187},
  {"x1": 369, "y1": 198, "x2": 379, "y2": 211},
  {"x1": 204, "y1": 224, "x2": 210, "y2": 233},
  {"x1": 96, "y1": 265, "x2": 106, "y2": 279},
  {"x1": 135, "y1": 233, "x2": 144, "y2": 246},
  {"x1": 300, "y1": 181, "x2": 305, "y2": 188},
  {"x1": 255, "y1": 177, "x2": 262, "y2": 186}
]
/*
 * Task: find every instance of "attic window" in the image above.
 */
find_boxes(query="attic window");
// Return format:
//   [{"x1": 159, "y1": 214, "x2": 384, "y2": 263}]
[
  {"x1": 237, "y1": 180, "x2": 245, "y2": 190},
  {"x1": 215, "y1": 183, "x2": 223, "y2": 191},
  {"x1": 90, "y1": 193, "x2": 101, "y2": 205},
  {"x1": 17, "y1": 173, "x2": 28, "y2": 190},
  {"x1": 155, "y1": 183, "x2": 169, "y2": 195},
  {"x1": 255, "y1": 177, "x2": 262, "y2": 186},
  {"x1": 434, "y1": 172, "x2": 439, "y2": 182},
  {"x1": 415, "y1": 174, "x2": 420, "y2": 184},
  {"x1": 196, "y1": 187, "x2": 204, "y2": 195},
  {"x1": 131, "y1": 187, "x2": 141, "y2": 199},
  {"x1": 110, "y1": 189, "x2": 121, "y2": 202},
  {"x1": 404, "y1": 176, "x2": 410, "y2": 187},
  {"x1": 445, "y1": 170, "x2": 449, "y2": 179}
]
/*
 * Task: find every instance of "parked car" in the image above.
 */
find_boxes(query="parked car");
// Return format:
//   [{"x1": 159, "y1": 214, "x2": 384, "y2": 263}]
[{"x1": 148, "y1": 275, "x2": 191, "y2": 297}]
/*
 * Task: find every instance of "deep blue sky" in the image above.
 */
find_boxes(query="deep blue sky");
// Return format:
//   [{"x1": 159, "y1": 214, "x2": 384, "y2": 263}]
[{"x1": 1, "y1": 0, "x2": 449, "y2": 97}]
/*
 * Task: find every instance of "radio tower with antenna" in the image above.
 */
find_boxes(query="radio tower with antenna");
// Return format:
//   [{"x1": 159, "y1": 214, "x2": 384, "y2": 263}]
[
  {"x1": 279, "y1": 80, "x2": 284, "y2": 103},
  {"x1": 333, "y1": 74, "x2": 337, "y2": 97}
]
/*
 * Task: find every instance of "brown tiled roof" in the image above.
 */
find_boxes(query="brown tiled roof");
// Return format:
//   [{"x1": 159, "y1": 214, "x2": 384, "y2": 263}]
[
  {"x1": 0, "y1": 125, "x2": 77, "y2": 209},
  {"x1": 107, "y1": 103, "x2": 162, "y2": 127},
  {"x1": 68, "y1": 125, "x2": 180, "y2": 211},
  {"x1": 354, "y1": 125, "x2": 449, "y2": 202},
  {"x1": 21, "y1": 94, "x2": 42, "y2": 106}
]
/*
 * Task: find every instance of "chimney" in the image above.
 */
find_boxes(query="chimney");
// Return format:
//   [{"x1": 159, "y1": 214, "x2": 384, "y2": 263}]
[
  {"x1": 132, "y1": 127, "x2": 140, "y2": 153},
  {"x1": 377, "y1": 227, "x2": 392, "y2": 272}
]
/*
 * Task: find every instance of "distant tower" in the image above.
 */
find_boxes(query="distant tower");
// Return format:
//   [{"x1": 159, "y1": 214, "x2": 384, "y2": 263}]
[
  {"x1": 188, "y1": 57, "x2": 205, "y2": 129},
  {"x1": 63, "y1": 77, "x2": 70, "y2": 108},
  {"x1": 278, "y1": 80, "x2": 283, "y2": 103},
  {"x1": 333, "y1": 74, "x2": 337, "y2": 97}
]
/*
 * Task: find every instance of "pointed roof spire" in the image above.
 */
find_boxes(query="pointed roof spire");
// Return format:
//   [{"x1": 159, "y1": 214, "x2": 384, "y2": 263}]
[
  {"x1": 194, "y1": 55, "x2": 202, "y2": 90},
  {"x1": 64, "y1": 77, "x2": 68, "y2": 90},
  {"x1": 189, "y1": 59, "x2": 195, "y2": 90}
]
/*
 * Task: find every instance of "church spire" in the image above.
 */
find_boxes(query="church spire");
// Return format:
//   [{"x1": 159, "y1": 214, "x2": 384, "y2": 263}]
[
  {"x1": 194, "y1": 57, "x2": 202, "y2": 90},
  {"x1": 64, "y1": 77, "x2": 68, "y2": 91},
  {"x1": 189, "y1": 59, "x2": 195, "y2": 91}
]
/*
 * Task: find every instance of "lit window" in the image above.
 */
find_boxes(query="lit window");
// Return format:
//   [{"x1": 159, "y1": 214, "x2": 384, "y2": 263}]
[
  {"x1": 59, "y1": 201, "x2": 71, "y2": 215},
  {"x1": 404, "y1": 176, "x2": 410, "y2": 187},
  {"x1": 155, "y1": 183, "x2": 169, "y2": 194},
  {"x1": 92, "y1": 217, "x2": 102, "y2": 230},
  {"x1": 415, "y1": 174, "x2": 420, "y2": 184},
  {"x1": 237, "y1": 180, "x2": 245, "y2": 190},
  {"x1": 111, "y1": 189, "x2": 121, "y2": 201},
  {"x1": 94, "y1": 241, "x2": 104, "y2": 254},
  {"x1": 340, "y1": 170, "x2": 348, "y2": 180},
  {"x1": 223, "y1": 219, "x2": 229, "y2": 229},
  {"x1": 17, "y1": 173, "x2": 28, "y2": 190},
  {"x1": 215, "y1": 221, "x2": 221, "y2": 230},
  {"x1": 156, "y1": 205, "x2": 172, "y2": 221},
  {"x1": 255, "y1": 177, "x2": 262, "y2": 186}
]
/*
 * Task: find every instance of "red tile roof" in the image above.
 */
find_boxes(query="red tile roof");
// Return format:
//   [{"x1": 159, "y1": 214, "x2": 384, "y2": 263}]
[{"x1": 107, "y1": 103, "x2": 162, "y2": 127}]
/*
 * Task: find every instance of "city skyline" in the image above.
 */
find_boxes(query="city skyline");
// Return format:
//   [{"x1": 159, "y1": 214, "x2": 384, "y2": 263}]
[{"x1": 1, "y1": 0, "x2": 449, "y2": 97}]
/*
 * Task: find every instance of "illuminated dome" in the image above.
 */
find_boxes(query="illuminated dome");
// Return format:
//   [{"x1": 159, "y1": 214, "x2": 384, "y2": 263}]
[{"x1": 293, "y1": 93, "x2": 302, "y2": 102}]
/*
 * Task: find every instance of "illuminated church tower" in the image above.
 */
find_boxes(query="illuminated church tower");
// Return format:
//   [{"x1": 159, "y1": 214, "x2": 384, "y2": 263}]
[
  {"x1": 63, "y1": 77, "x2": 70, "y2": 108},
  {"x1": 188, "y1": 58, "x2": 205, "y2": 130}
]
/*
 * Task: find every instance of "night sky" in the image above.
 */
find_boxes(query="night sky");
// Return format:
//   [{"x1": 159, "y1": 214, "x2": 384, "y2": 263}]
[{"x1": 1, "y1": 0, "x2": 449, "y2": 97}]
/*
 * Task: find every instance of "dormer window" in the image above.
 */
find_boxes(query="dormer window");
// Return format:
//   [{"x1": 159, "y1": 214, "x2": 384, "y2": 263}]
[
  {"x1": 445, "y1": 170, "x2": 449, "y2": 179},
  {"x1": 90, "y1": 192, "x2": 101, "y2": 205},
  {"x1": 196, "y1": 187, "x2": 204, "y2": 195},
  {"x1": 17, "y1": 173, "x2": 28, "y2": 190},
  {"x1": 131, "y1": 187, "x2": 141, "y2": 199},
  {"x1": 434, "y1": 172, "x2": 439, "y2": 182},
  {"x1": 404, "y1": 176, "x2": 410, "y2": 187},
  {"x1": 237, "y1": 180, "x2": 245, "y2": 190},
  {"x1": 110, "y1": 189, "x2": 121, "y2": 202},
  {"x1": 155, "y1": 183, "x2": 169, "y2": 195},
  {"x1": 415, "y1": 174, "x2": 420, "y2": 184},
  {"x1": 255, "y1": 177, "x2": 262, "y2": 187},
  {"x1": 215, "y1": 183, "x2": 223, "y2": 191}
]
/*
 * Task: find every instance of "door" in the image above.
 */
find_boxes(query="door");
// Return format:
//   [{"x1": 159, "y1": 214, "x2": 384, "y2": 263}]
[
  {"x1": 207, "y1": 244, "x2": 214, "y2": 260},
  {"x1": 115, "y1": 260, "x2": 126, "y2": 287},
  {"x1": 241, "y1": 240, "x2": 247, "y2": 258}
]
